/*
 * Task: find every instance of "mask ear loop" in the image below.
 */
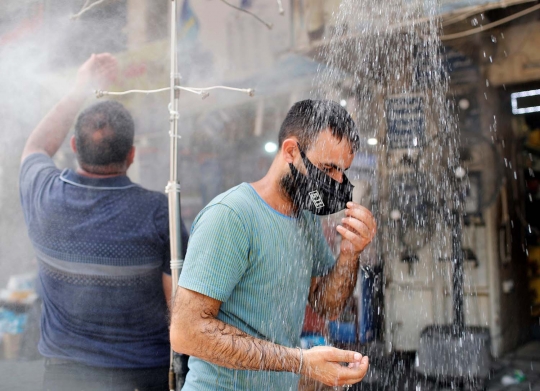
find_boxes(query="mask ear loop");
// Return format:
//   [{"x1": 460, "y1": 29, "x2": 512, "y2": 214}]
[
  {"x1": 295, "y1": 142, "x2": 313, "y2": 177},
  {"x1": 296, "y1": 142, "x2": 308, "y2": 160}
]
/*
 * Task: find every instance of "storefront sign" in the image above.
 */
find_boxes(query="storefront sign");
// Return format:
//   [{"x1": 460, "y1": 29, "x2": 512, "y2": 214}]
[
  {"x1": 445, "y1": 47, "x2": 479, "y2": 85},
  {"x1": 385, "y1": 95, "x2": 426, "y2": 149}
]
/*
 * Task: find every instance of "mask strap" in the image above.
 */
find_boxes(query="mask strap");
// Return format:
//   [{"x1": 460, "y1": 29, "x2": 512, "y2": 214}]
[{"x1": 296, "y1": 142, "x2": 308, "y2": 160}]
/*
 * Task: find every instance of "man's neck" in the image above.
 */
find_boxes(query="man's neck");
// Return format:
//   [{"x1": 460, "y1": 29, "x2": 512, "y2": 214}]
[
  {"x1": 250, "y1": 169, "x2": 296, "y2": 217},
  {"x1": 76, "y1": 167, "x2": 126, "y2": 178}
]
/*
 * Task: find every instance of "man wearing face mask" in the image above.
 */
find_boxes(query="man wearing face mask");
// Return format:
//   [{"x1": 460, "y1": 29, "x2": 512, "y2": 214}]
[{"x1": 170, "y1": 99, "x2": 376, "y2": 390}]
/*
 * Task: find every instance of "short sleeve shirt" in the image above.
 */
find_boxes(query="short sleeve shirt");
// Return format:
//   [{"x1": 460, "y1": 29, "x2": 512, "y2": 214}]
[
  {"x1": 19, "y1": 153, "x2": 189, "y2": 368},
  {"x1": 178, "y1": 183, "x2": 335, "y2": 390}
]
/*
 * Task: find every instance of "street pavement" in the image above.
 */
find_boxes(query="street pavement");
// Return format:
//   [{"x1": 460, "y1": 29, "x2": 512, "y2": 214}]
[
  {"x1": 485, "y1": 341, "x2": 540, "y2": 391},
  {"x1": 0, "y1": 358, "x2": 44, "y2": 391}
]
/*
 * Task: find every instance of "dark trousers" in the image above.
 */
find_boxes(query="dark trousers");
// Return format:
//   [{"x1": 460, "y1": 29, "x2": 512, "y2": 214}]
[{"x1": 43, "y1": 359, "x2": 169, "y2": 391}]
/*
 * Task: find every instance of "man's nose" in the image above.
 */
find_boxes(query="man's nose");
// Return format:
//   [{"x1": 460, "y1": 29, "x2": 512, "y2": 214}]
[{"x1": 330, "y1": 171, "x2": 344, "y2": 183}]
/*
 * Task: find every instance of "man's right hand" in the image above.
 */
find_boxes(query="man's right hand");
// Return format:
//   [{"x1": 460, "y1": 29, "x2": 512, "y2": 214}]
[
  {"x1": 302, "y1": 346, "x2": 369, "y2": 387},
  {"x1": 73, "y1": 53, "x2": 118, "y2": 95},
  {"x1": 21, "y1": 52, "x2": 118, "y2": 162}
]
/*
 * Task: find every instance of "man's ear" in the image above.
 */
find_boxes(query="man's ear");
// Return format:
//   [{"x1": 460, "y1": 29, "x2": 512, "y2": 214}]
[
  {"x1": 70, "y1": 136, "x2": 77, "y2": 153},
  {"x1": 281, "y1": 138, "x2": 299, "y2": 164},
  {"x1": 126, "y1": 146, "x2": 136, "y2": 168}
]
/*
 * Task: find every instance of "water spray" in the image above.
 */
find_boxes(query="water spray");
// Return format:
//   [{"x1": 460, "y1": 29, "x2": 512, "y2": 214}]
[{"x1": 294, "y1": 0, "x2": 540, "y2": 55}]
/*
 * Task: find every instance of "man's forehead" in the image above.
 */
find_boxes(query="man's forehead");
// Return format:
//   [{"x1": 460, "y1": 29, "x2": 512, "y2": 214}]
[
  {"x1": 310, "y1": 129, "x2": 352, "y2": 148},
  {"x1": 310, "y1": 132, "x2": 354, "y2": 156},
  {"x1": 308, "y1": 136, "x2": 354, "y2": 171}
]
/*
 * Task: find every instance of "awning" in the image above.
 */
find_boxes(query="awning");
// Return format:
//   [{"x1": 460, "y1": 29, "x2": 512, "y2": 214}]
[
  {"x1": 227, "y1": 53, "x2": 321, "y2": 96},
  {"x1": 438, "y1": 0, "x2": 536, "y2": 16}
]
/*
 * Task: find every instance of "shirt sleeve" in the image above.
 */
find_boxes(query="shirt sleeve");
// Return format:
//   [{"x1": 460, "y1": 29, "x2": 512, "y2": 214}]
[
  {"x1": 19, "y1": 153, "x2": 59, "y2": 224},
  {"x1": 178, "y1": 203, "x2": 250, "y2": 303},
  {"x1": 310, "y1": 217, "x2": 336, "y2": 278}
]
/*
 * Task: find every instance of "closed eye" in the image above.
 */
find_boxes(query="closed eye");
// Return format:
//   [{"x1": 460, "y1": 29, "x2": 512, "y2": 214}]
[
  {"x1": 319, "y1": 165, "x2": 336, "y2": 175},
  {"x1": 321, "y1": 164, "x2": 348, "y2": 175}
]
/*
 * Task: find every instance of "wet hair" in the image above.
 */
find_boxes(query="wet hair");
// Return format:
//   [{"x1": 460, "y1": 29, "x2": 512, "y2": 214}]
[
  {"x1": 74, "y1": 101, "x2": 134, "y2": 171},
  {"x1": 278, "y1": 99, "x2": 360, "y2": 152}
]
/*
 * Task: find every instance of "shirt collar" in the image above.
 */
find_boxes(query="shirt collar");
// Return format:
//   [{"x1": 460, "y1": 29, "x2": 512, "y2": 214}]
[{"x1": 59, "y1": 169, "x2": 138, "y2": 190}]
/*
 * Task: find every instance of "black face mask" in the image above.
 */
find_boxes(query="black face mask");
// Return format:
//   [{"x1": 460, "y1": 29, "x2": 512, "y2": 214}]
[{"x1": 282, "y1": 144, "x2": 354, "y2": 215}]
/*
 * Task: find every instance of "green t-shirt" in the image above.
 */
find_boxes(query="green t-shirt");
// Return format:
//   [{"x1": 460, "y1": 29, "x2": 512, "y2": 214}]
[{"x1": 178, "y1": 183, "x2": 336, "y2": 391}]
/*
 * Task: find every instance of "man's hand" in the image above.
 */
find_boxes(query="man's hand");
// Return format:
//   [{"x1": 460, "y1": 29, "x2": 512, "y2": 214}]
[
  {"x1": 21, "y1": 52, "x2": 118, "y2": 162},
  {"x1": 309, "y1": 203, "x2": 376, "y2": 319},
  {"x1": 171, "y1": 288, "x2": 370, "y2": 387},
  {"x1": 73, "y1": 53, "x2": 118, "y2": 95},
  {"x1": 337, "y1": 202, "x2": 376, "y2": 258},
  {"x1": 302, "y1": 346, "x2": 369, "y2": 387}
]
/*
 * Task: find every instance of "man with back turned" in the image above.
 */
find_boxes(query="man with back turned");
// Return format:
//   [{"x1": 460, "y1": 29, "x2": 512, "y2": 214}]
[
  {"x1": 19, "y1": 53, "x2": 189, "y2": 391},
  {"x1": 170, "y1": 99, "x2": 377, "y2": 390}
]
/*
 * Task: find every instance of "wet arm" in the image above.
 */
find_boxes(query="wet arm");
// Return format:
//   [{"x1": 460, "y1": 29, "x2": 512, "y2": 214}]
[
  {"x1": 308, "y1": 251, "x2": 360, "y2": 320},
  {"x1": 21, "y1": 91, "x2": 88, "y2": 161},
  {"x1": 309, "y1": 203, "x2": 376, "y2": 320},
  {"x1": 170, "y1": 287, "x2": 301, "y2": 372}
]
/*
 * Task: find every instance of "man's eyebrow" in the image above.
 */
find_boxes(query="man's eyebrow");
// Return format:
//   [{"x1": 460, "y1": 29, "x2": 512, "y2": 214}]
[{"x1": 320, "y1": 162, "x2": 351, "y2": 172}]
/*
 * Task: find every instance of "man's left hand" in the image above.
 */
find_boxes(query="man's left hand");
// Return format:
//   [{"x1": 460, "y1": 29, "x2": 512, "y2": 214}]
[{"x1": 336, "y1": 202, "x2": 376, "y2": 257}]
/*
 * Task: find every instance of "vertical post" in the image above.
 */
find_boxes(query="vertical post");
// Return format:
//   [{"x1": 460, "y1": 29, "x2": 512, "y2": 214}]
[
  {"x1": 167, "y1": 0, "x2": 183, "y2": 390},
  {"x1": 452, "y1": 203, "x2": 464, "y2": 335},
  {"x1": 168, "y1": 0, "x2": 182, "y2": 301}
]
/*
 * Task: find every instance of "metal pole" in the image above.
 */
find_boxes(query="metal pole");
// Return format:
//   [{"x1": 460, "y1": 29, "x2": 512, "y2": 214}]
[
  {"x1": 167, "y1": 0, "x2": 183, "y2": 389},
  {"x1": 452, "y1": 194, "x2": 464, "y2": 336}
]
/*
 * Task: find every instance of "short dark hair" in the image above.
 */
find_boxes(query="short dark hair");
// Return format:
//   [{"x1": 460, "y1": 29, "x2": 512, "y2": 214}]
[
  {"x1": 74, "y1": 101, "x2": 135, "y2": 169},
  {"x1": 278, "y1": 99, "x2": 359, "y2": 152}
]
